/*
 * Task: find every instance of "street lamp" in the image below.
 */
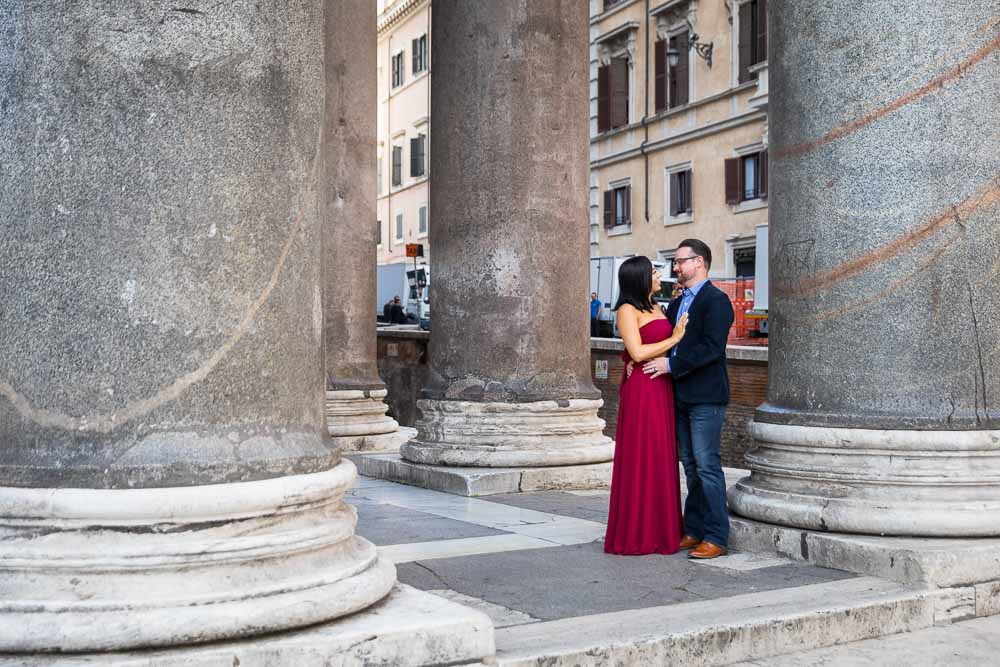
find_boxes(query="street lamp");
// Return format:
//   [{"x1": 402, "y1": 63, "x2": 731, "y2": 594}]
[{"x1": 667, "y1": 47, "x2": 680, "y2": 68}]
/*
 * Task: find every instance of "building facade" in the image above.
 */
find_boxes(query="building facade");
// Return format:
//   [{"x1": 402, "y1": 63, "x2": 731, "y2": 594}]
[
  {"x1": 376, "y1": 0, "x2": 432, "y2": 266},
  {"x1": 589, "y1": 0, "x2": 769, "y2": 280}
]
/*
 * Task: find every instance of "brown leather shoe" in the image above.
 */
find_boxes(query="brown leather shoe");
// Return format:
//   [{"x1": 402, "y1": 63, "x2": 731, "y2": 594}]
[
  {"x1": 679, "y1": 535, "x2": 701, "y2": 550},
  {"x1": 688, "y1": 541, "x2": 727, "y2": 559}
]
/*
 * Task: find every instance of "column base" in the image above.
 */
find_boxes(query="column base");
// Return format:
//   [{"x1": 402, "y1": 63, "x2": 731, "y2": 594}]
[
  {"x1": 352, "y1": 452, "x2": 613, "y2": 496},
  {"x1": 0, "y1": 584, "x2": 494, "y2": 666},
  {"x1": 326, "y1": 388, "x2": 400, "y2": 444},
  {"x1": 331, "y1": 426, "x2": 417, "y2": 453},
  {"x1": 730, "y1": 512, "x2": 1000, "y2": 592},
  {"x1": 402, "y1": 398, "x2": 614, "y2": 467},
  {"x1": 0, "y1": 461, "x2": 395, "y2": 653},
  {"x1": 730, "y1": 421, "x2": 1000, "y2": 537}
]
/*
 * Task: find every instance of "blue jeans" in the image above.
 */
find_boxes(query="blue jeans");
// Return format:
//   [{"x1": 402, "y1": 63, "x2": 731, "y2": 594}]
[{"x1": 675, "y1": 401, "x2": 729, "y2": 548}]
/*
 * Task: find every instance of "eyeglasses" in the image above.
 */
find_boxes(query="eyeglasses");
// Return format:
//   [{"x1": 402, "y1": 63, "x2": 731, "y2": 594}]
[{"x1": 672, "y1": 256, "x2": 701, "y2": 266}]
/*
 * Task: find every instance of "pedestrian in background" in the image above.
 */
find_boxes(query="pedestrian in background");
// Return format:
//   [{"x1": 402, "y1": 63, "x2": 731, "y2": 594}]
[{"x1": 590, "y1": 292, "x2": 603, "y2": 337}]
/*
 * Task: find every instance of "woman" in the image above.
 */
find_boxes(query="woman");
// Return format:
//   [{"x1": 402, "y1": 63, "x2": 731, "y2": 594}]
[{"x1": 604, "y1": 256, "x2": 688, "y2": 555}]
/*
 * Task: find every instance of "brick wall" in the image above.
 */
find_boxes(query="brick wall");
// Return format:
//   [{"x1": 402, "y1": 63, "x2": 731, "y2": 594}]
[
  {"x1": 376, "y1": 328, "x2": 768, "y2": 469},
  {"x1": 376, "y1": 330, "x2": 429, "y2": 428}
]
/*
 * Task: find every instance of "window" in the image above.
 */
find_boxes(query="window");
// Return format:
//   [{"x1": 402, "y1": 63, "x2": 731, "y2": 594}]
[
  {"x1": 395, "y1": 212, "x2": 403, "y2": 240},
  {"x1": 654, "y1": 34, "x2": 689, "y2": 112},
  {"x1": 603, "y1": 183, "x2": 632, "y2": 228},
  {"x1": 725, "y1": 150, "x2": 768, "y2": 204},
  {"x1": 668, "y1": 168, "x2": 693, "y2": 219},
  {"x1": 418, "y1": 205, "x2": 427, "y2": 236},
  {"x1": 410, "y1": 134, "x2": 426, "y2": 178},
  {"x1": 603, "y1": 0, "x2": 626, "y2": 10},
  {"x1": 667, "y1": 33, "x2": 689, "y2": 109},
  {"x1": 738, "y1": 0, "x2": 767, "y2": 83},
  {"x1": 597, "y1": 56, "x2": 629, "y2": 132},
  {"x1": 412, "y1": 34, "x2": 427, "y2": 74},
  {"x1": 377, "y1": 219, "x2": 382, "y2": 246},
  {"x1": 391, "y1": 145, "x2": 402, "y2": 186},
  {"x1": 742, "y1": 154, "x2": 759, "y2": 200},
  {"x1": 391, "y1": 51, "x2": 405, "y2": 88},
  {"x1": 734, "y1": 246, "x2": 756, "y2": 278}
]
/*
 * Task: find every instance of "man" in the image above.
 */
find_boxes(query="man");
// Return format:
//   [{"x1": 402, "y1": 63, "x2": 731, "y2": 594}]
[
  {"x1": 643, "y1": 239, "x2": 734, "y2": 559},
  {"x1": 590, "y1": 292, "x2": 603, "y2": 337},
  {"x1": 389, "y1": 295, "x2": 406, "y2": 324}
]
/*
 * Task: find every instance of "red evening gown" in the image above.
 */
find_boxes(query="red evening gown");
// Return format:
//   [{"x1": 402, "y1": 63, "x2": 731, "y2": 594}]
[{"x1": 604, "y1": 318, "x2": 683, "y2": 555}]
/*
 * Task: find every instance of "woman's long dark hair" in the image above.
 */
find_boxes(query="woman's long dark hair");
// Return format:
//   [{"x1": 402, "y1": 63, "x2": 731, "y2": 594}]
[{"x1": 613, "y1": 256, "x2": 655, "y2": 313}]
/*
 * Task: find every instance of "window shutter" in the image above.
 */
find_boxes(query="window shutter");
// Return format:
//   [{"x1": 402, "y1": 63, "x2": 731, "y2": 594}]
[
  {"x1": 675, "y1": 33, "x2": 690, "y2": 107},
  {"x1": 392, "y1": 146, "x2": 402, "y2": 186},
  {"x1": 410, "y1": 137, "x2": 419, "y2": 176},
  {"x1": 420, "y1": 134, "x2": 426, "y2": 176},
  {"x1": 623, "y1": 185, "x2": 632, "y2": 225},
  {"x1": 738, "y1": 2, "x2": 753, "y2": 83},
  {"x1": 412, "y1": 38, "x2": 418, "y2": 73},
  {"x1": 654, "y1": 40, "x2": 666, "y2": 112},
  {"x1": 759, "y1": 149, "x2": 768, "y2": 199},
  {"x1": 725, "y1": 158, "x2": 740, "y2": 205},
  {"x1": 756, "y1": 0, "x2": 768, "y2": 65},
  {"x1": 669, "y1": 173, "x2": 679, "y2": 216},
  {"x1": 597, "y1": 65, "x2": 610, "y2": 132},
  {"x1": 611, "y1": 57, "x2": 629, "y2": 128},
  {"x1": 685, "y1": 169, "x2": 693, "y2": 213},
  {"x1": 603, "y1": 190, "x2": 614, "y2": 228}
]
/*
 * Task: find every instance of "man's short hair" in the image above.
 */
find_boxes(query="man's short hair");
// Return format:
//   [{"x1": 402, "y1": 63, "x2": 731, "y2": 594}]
[{"x1": 678, "y1": 238, "x2": 712, "y2": 269}]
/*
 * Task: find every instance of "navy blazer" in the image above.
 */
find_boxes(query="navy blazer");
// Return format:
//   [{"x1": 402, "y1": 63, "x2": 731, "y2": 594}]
[{"x1": 666, "y1": 281, "x2": 735, "y2": 405}]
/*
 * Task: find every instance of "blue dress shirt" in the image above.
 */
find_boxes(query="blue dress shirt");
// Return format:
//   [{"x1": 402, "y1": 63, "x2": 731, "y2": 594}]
[{"x1": 667, "y1": 278, "x2": 709, "y2": 373}]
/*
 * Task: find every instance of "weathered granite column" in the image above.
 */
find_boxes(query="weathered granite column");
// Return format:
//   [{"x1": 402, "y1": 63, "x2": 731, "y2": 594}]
[
  {"x1": 322, "y1": 0, "x2": 412, "y2": 452},
  {"x1": 0, "y1": 1, "x2": 393, "y2": 652},
  {"x1": 400, "y1": 0, "x2": 613, "y2": 468},
  {"x1": 729, "y1": 0, "x2": 1000, "y2": 536}
]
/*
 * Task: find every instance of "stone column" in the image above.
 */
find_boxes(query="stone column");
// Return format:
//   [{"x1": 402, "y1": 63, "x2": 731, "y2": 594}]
[
  {"x1": 401, "y1": 0, "x2": 613, "y2": 468},
  {"x1": 322, "y1": 0, "x2": 412, "y2": 452},
  {"x1": 729, "y1": 0, "x2": 1000, "y2": 536},
  {"x1": 0, "y1": 1, "x2": 393, "y2": 653}
]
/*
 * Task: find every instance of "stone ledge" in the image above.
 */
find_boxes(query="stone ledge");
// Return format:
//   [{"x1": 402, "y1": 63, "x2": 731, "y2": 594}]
[
  {"x1": 350, "y1": 453, "x2": 613, "y2": 497},
  {"x1": 0, "y1": 584, "x2": 495, "y2": 666},
  {"x1": 730, "y1": 513, "x2": 1000, "y2": 588},
  {"x1": 494, "y1": 577, "x2": 932, "y2": 666},
  {"x1": 376, "y1": 328, "x2": 769, "y2": 362}
]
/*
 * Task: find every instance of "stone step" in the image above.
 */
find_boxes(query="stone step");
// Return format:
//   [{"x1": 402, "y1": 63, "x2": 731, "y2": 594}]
[
  {"x1": 732, "y1": 614, "x2": 1000, "y2": 666},
  {"x1": 493, "y1": 576, "x2": 933, "y2": 667},
  {"x1": 0, "y1": 584, "x2": 493, "y2": 666},
  {"x1": 351, "y1": 452, "x2": 613, "y2": 496}
]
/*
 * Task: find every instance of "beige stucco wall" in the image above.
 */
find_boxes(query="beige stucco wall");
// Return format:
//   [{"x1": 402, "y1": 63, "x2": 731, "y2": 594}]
[
  {"x1": 589, "y1": 0, "x2": 769, "y2": 278},
  {"x1": 376, "y1": 0, "x2": 431, "y2": 266}
]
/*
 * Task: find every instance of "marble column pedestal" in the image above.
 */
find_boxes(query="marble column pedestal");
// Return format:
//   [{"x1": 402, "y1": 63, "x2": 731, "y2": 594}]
[
  {"x1": 355, "y1": 398, "x2": 614, "y2": 497},
  {"x1": 326, "y1": 388, "x2": 416, "y2": 453},
  {"x1": 730, "y1": 422, "x2": 1000, "y2": 537},
  {"x1": 0, "y1": 461, "x2": 395, "y2": 652}
]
